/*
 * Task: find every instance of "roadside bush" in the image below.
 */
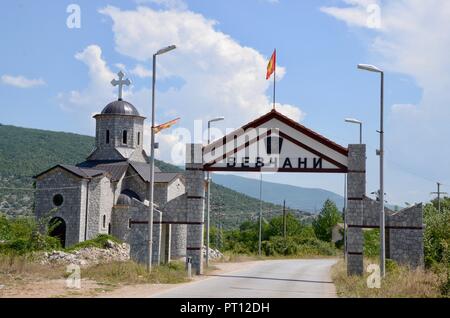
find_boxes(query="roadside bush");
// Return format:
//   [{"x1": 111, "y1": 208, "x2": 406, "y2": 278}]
[
  {"x1": 260, "y1": 236, "x2": 336, "y2": 257},
  {"x1": 423, "y1": 203, "x2": 450, "y2": 268},
  {"x1": 385, "y1": 259, "x2": 399, "y2": 274},
  {"x1": 363, "y1": 229, "x2": 380, "y2": 257},
  {"x1": 0, "y1": 214, "x2": 61, "y2": 255},
  {"x1": 218, "y1": 209, "x2": 339, "y2": 257},
  {"x1": 293, "y1": 236, "x2": 337, "y2": 256}
]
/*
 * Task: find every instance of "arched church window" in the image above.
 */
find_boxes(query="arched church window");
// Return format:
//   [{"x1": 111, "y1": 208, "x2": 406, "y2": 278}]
[
  {"x1": 137, "y1": 132, "x2": 141, "y2": 145},
  {"x1": 53, "y1": 194, "x2": 64, "y2": 207},
  {"x1": 122, "y1": 130, "x2": 128, "y2": 144},
  {"x1": 106, "y1": 130, "x2": 110, "y2": 144}
]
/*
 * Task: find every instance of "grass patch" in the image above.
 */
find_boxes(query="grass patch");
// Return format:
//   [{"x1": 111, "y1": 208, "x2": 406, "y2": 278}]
[
  {"x1": 0, "y1": 254, "x2": 65, "y2": 286},
  {"x1": 82, "y1": 260, "x2": 188, "y2": 286},
  {"x1": 64, "y1": 234, "x2": 122, "y2": 252},
  {"x1": 331, "y1": 258, "x2": 446, "y2": 298}
]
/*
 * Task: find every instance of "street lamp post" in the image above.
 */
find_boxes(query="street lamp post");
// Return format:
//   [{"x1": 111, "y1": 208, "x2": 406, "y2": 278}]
[
  {"x1": 206, "y1": 117, "x2": 224, "y2": 267},
  {"x1": 357, "y1": 63, "x2": 385, "y2": 277},
  {"x1": 147, "y1": 45, "x2": 176, "y2": 272},
  {"x1": 345, "y1": 118, "x2": 363, "y2": 144}
]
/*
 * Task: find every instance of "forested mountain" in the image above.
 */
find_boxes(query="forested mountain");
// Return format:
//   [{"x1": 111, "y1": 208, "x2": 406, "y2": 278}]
[{"x1": 0, "y1": 124, "x2": 310, "y2": 228}]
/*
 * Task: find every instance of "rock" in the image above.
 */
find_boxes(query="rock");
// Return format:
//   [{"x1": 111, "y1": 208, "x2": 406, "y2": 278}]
[
  {"x1": 202, "y1": 245, "x2": 224, "y2": 260},
  {"x1": 43, "y1": 241, "x2": 130, "y2": 266},
  {"x1": 105, "y1": 239, "x2": 115, "y2": 249}
]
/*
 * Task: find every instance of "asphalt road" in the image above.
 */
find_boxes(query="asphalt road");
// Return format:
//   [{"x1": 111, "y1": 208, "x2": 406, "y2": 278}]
[{"x1": 152, "y1": 258, "x2": 338, "y2": 298}]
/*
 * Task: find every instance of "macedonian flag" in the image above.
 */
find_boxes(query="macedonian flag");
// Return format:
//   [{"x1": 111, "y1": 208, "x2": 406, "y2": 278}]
[
  {"x1": 266, "y1": 49, "x2": 276, "y2": 80},
  {"x1": 154, "y1": 117, "x2": 180, "y2": 134}
]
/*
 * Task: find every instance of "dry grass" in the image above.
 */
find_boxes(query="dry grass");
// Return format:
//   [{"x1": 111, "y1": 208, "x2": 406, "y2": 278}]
[
  {"x1": 0, "y1": 254, "x2": 188, "y2": 297},
  {"x1": 0, "y1": 254, "x2": 65, "y2": 286},
  {"x1": 82, "y1": 260, "x2": 188, "y2": 286},
  {"x1": 331, "y1": 258, "x2": 446, "y2": 298}
]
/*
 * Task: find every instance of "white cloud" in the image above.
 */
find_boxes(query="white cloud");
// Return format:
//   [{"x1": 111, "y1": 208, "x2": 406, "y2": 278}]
[
  {"x1": 322, "y1": 0, "x2": 450, "y2": 202},
  {"x1": 57, "y1": 45, "x2": 116, "y2": 112},
  {"x1": 1, "y1": 75, "x2": 45, "y2": 88},
  {"x1": 114, "y1": 63, "x2": 127, "y2": 71},
  {"x1": 135, "y1": 0, "x2": 187, "y2": 11},
  {"x1": 130, "y1": 64, "x2": 152, "y2": 78},
  {"x1": 97, "y1": 5, "x2": 304, "y2": 154},
  {"x1": 58, "y1": 5, "x2": 303, "y2": 164},
  {"x1": 320, "y1": 0, "x2": 381, "y2": 29}
]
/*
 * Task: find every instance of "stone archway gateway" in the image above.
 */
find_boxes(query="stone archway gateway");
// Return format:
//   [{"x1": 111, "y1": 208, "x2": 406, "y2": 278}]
[{"x1": 184, "y1": 109, "x2": 423, "y2": 275}]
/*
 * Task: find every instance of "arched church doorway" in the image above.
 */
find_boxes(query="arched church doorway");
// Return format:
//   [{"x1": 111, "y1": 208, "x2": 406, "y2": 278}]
[{"x1": 49, "y1": 217, "x2": 66, "y2": 248}]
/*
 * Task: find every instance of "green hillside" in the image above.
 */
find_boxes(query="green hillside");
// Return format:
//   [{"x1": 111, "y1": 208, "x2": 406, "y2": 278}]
[{"x1": 0, "y1": 124, "x2": 308, "y2": 227}]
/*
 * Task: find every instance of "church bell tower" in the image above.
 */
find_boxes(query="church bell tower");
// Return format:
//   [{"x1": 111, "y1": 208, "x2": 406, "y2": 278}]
[{"x1": 88, "y1": 71, "x2": 147, "y2": 163}]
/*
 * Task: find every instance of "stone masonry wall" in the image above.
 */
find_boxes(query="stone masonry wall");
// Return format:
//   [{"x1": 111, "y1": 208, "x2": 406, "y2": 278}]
[
  {"x1": 91, "y1": 115, "x2": 145, "y2": 161},
  {"x1": 162, "y1": 194, "x2": 188, "y2": 260},
  {"x1": 363, "y1": 198, "x2": 424, "y2": 268},
  {"x1": 346, "y1": 144, "x2": 366, "y2": 276},
  {"x1": 35, "y1": 168, "x2": 86, "y2": 247},
  {"x1": 111, "y1": 205, "x2": 130, "y2": 242},
  {"x1": 185, "y1": 144, "x2": 205, "y2": 275},
  {"x1": 121, "y1": 167, "x2": 147, "y2": 202},
  {"x1": 129, "y1": 200, "x2": 162, "y2": 265}
]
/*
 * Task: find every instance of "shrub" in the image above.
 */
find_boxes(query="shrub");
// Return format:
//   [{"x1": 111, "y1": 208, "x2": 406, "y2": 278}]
[
  {"x1": 385, "y1": 259, "x2": 399, "y2": 274},
  {"x1": 65, "y1": 234, "x2": 122, "y2": 252},
  {"x1": 363, "y1": 229, "x2": 380, "y2": 257},
  {"x1": 0, "y1": 214, "x2": 61, "y2": 255},
  {"x1": 423, "y1": 203, "x2": 450, "y2": 268}
]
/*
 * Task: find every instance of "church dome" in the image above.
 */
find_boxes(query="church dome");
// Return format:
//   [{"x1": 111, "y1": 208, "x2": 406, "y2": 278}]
[
  {"x1": 101, "y1": 100, "x2": 140, "y2": 116},
  {"x1": 116, "y1": 189, "x2": 141, "y2": 206},
  {"x1": 117, "y1": 193, "x2": 132, "y2": 206}
]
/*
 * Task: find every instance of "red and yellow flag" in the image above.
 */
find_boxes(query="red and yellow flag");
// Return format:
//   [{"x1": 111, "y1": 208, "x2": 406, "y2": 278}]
[
  {"x1": 154, "y1": 117, "x2": 180, "y2": 134},
  {"x1": 266, "y1": 49, "x2": 276, "y2": 80}
]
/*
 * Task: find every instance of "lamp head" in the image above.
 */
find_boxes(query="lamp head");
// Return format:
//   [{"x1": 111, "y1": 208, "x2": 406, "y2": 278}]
[
  {"x1": 156, "y1": 45, "x2": 177, "y2": 56},
  {"x1": 345, "y1": 118, "x2": 362, "y2": 125},
  {"x1": 208, "y1": 117, "x2": 225, "y2": 124},
  {"x1": 357, "y1": 64, "x2": 383, "y2": 73}
]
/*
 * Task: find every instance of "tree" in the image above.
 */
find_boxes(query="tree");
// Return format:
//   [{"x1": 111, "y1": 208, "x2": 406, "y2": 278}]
[
  {"x1": 312, "y1": 199, "x2": 342, "y2": 242},
  {"x1": 423, "y1": 202, "x2": 450, "y2": 267},
  {"x1": 266, "y1": 213, "x2": 303, "y2": 237}
]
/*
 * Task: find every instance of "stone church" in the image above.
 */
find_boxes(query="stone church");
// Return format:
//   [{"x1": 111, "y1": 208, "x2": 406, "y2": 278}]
[{"x1": 34, "y1": 72, "x2": 188, "y2": 264}]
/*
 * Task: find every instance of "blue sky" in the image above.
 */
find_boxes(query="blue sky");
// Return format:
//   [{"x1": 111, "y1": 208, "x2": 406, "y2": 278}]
[{"x1": 1, "y1": 0, "x2": 448, "y2": 206}]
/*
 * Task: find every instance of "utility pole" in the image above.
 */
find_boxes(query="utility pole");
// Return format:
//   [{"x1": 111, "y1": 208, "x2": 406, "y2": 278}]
[
  {"x1": 358, "y1": 63, "x2": 385, "y2": 277},
  {"x1": 147, "y1": 45, "x2": 176, "y2": 272},
  {"x1": 282, "y1": 200, "x2": 287, "y2": 239},
  {"x1": 206, "y1": 117, "x2": 224, "y2": 267},
  {"x1": 431, "y1": 182, "x2": 447, "y2": 213},
  {"x1": 258, "y1": 172, "x2": 263, "y2": 256}
]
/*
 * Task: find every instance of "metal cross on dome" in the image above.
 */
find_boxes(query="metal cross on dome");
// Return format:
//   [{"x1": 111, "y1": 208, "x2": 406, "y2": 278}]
[{"x1": 111, "y1": 71, "x2": 131, "y2": 101}]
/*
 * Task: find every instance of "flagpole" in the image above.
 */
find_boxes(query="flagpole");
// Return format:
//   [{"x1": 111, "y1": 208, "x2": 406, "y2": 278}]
[{"x1": 273, "y1": 49, "x2": 276, "y2": 110}]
